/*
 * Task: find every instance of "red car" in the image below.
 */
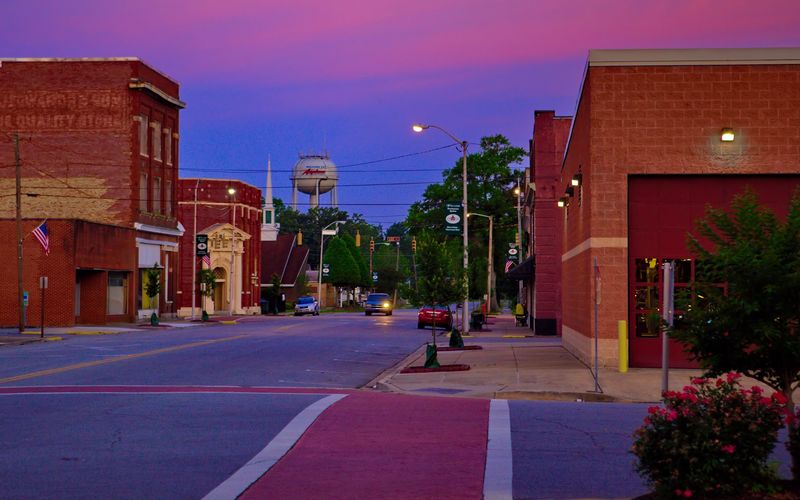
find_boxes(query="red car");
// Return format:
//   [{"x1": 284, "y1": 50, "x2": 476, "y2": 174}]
[{"x1": 417, "y1": 305, "x2": 453, "y2": 330}]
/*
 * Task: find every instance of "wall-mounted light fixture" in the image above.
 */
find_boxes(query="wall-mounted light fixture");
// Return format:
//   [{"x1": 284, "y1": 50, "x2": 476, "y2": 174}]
[
  {"x1": 721, "y1": 128, "x2": 735, "y2": 142},
  {"x1": 565, "y1": 186, "x2": 575, "y2": 197},
  {"x1": 557, "y1": 198, "x2": 566, "y2": 208},
  {"x1": 571, "y1": 173, "x2": 582, "y2": 187}
]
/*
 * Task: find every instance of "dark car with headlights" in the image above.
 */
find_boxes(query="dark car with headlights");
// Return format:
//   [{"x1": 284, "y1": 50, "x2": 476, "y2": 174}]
[
  {"x1": 364, "y1": 293, "x2": 392, "y2": 316},
  {"x1": 417, "y1": 305, "x2": 453, "y2": 330}
]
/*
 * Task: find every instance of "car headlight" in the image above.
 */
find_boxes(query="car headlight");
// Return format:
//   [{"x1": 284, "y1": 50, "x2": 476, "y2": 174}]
[{"x1": 382, "y1": 303, "x2": 390, "y2": 308}]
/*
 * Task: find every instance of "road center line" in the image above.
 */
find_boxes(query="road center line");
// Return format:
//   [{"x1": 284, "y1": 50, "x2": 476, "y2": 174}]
[
  {"x1": 0, "y1": 335, "x2": 249, "y2": 385},
  {"x1": 203, "y1": 393, "x2": 347, "y2": 500},
  {"x1": 484, "y1": 399, "x2": 513, "y2": 500}
]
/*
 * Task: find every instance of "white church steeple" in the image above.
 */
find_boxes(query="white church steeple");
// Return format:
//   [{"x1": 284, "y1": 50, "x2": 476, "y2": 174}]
[{"x1": 261, "y1": 155, "x2": 279, "y2": 241}]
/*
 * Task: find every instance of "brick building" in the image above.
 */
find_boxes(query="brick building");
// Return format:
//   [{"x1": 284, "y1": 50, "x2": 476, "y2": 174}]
[
  {"x1": 176, "y1": 179, "x2": 261, "y2": 317},
  {"x1": 558, "y1": 48, "x2": 800, "y2": 368},
  {"x1": 515, "y1": 111, "x2": 572, "y2": 335},
  {"x1": 0, "y1": 58, "x2": 185, "y2": 326}
]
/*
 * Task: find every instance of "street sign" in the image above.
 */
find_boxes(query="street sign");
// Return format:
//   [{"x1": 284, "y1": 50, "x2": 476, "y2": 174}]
[
  {"x1": 372, "y1": 271, "x2": 378, "y2": 283},
  {"x1": 386, "y1": 236, "x2": 400, "y2": 242},
  {"x1": 508, "y1": 246, "x2": 519, "y2": 262},
  {"x1": 322, "y1": 264, "x2": 330, "y2": 281},
  {"x1": 445, "y1": 202, "x2": 462, "y2": 234},
  {"x1": 23, "y1": 291, "x2": 29, "y2": 307},
  {"x1": 196, "y1": 234, "x2": 209, "y2": 256}
]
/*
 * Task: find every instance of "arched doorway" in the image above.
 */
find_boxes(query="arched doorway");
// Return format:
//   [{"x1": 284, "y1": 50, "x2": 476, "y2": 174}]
[{"x1": 213, "y1": 267, "x2": 227, "y2": 313}]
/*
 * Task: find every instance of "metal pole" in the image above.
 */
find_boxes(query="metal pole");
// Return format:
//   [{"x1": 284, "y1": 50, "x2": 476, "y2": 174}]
[
  {"x1": 661, "y1": 261, "x2": 675, "y2": 394},
  {"x1": 229, "y1": 191, "x2": 236, "y2": 315},
  {"x1": 14, "y1": 134, "x2": 24, "y2": 333},
  {"x1": 487, "y1": 216, "x2": 493, "y2": 313},
  {"x1": 191, "y1": 179, "x2": 200, "y2": 320},
  {"x1": 40, "y1": 278, "x2": 45, "y2": 338},
  {"x1": 318, "y1": 234, "x2": 325, "y2": 308},
  {"x1": 393, "y1": 241, "x2": 400, "y2": 307},
  {"x1": 517, "y1": 178, "x2": 523, "y2": 305},
  {"x1": 593, "y1": 256, "x2": 600, "y2": 392},
  {"x1": 461, "y1": 140, "x2": 469, "y2": 334}
]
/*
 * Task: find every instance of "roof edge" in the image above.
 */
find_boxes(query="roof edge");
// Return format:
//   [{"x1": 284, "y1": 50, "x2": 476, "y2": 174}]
[
  {"x1": 589, "y1": 48, "x2": 800, "y2": 67},
  {"x1": 0, "y1": 57, "x2": 181, "y2": 85}
]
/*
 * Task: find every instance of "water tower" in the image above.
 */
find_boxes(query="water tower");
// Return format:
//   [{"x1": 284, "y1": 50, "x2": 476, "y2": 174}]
[{"x1": 291, "y1": 153, "x2": 339, "y2": 210}]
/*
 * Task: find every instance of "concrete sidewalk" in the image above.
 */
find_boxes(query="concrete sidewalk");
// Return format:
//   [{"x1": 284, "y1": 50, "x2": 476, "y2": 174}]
[{"x1": 375, "y1": 314, "x2": 706, "y2": 403}]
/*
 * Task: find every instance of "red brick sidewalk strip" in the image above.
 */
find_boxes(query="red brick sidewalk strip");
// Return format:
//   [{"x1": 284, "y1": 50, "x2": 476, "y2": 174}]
[{"x1": 400, "y1": 364, "x2": 471, "y2": 374}]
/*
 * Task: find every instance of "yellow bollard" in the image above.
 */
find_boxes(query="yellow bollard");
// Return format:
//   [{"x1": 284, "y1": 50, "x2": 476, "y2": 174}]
[{"x1": 618, "y1": 320, "x2": 628, "y2": 373}]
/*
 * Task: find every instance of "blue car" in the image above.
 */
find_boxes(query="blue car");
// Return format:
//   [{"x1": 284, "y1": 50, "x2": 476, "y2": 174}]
[{"x1": 364, "y1": 293, "x2": 392, "y2": 316}]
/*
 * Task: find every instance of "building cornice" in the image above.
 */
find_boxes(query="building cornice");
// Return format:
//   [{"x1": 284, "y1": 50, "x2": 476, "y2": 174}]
[
  {"x1": 134, "y1": 221, "x2": 185, "y2": 237},
  {"x1": 589, "y1": 48, "x2": 800, "y2": 67},
  {"x1": 129, "y1": 79, "x2": 186, "y2": 109}
]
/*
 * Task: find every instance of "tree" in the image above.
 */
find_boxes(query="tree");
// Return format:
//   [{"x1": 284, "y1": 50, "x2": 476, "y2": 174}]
[
  {"x1": 323, "y1": 237, "x2": 360, "y2": 306},
  {"x1": 342, "y1": 233, "x2": 369, "y2": 287},
  {"x1": 405, "y1": 232, "x2": 466, "y2": 347},
  {"x1": 670, "y1": 189, "x2": 800, "y2": 475},
  {"x1": 198, "y1": 269, "x2": 216, "y2": 321},
  {"x1": 145, "y1": 264, "x2": 161, "y2": 325},
  {"x1": 268, "y1": 273, "x2": 281, "y2": 314},
  {"x1": 405, "y1": 135, "x2": 525, "y2": 301}
]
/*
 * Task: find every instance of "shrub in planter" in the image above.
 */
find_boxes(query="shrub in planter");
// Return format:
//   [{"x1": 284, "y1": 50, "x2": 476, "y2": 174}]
[{"x1": 632, "y1": 373, "x2": 786, "y2": 498}]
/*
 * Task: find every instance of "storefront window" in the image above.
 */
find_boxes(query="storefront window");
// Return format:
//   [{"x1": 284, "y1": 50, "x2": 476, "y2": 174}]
[
  {"x1": 635, "y1": 258, "x2": 659, "y2": 283},
  {"x1": 107, "y1": 272, "x2": 127, "y2": 315}
]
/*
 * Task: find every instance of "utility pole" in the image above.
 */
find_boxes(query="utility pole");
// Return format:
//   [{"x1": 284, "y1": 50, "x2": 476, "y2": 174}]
[
  {"x1": 191, "y1": 179, "x2": 200, "y2": 321},
  {"x1": 14, "y1": 134, "x2": 24, "y2": 333}
]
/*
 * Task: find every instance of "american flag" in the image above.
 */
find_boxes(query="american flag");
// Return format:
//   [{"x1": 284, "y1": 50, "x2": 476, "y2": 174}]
[
  {"x1": 202, "y1": 254, "x2": 211, "y2": 267},
  {"x1": 505, "y1": 260, "x2": 513, "y2": 273},
  {"x1": 32, "y1": 221, "x2": 50, "y2": 255}
]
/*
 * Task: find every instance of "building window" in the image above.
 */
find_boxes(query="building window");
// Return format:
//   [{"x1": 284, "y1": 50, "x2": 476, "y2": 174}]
[
  {"x1": 165, "y1": 180, "x2": 172, "y2": 217},
  {"x1": 139, "y1": 173, "x2": 148, "y2": 212},
  {"x1": 152, "y1": 121, "x2": 162, "y2": 162},
  {"x1": 164, "y1": 128, "x2": 172, "y2": 165},
  {"x1": 107, "y1": 272, "x2": 128, "y2": 315},
  {"x1": 139, "y1": 115, "x2": 149, "y2": 157},
  {"x1": 153, "y1": 177, "x2": 162, "y2": 215}
]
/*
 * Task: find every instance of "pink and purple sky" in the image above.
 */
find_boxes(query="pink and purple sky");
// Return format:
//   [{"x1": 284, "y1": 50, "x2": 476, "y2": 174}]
[{"x1": 3, "y1": 0, "x2": 800, "y2": 226}]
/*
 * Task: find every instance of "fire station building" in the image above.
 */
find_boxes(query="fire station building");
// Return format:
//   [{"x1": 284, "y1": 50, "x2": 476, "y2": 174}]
[
  {"x1": 556, "y1": 48, "x2": 800, "y2": 368},
  {"x1": 0, "y1": 58, "x2": 185, "y2": 326}
]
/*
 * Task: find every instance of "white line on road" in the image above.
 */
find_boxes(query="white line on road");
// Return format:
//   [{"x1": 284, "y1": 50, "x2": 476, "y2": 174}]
[
  {"x1": 484, "y1": 399, "x2": 513, "y2": 500},
  {"x1": 202, "y1": 393, "x2": 347, "y2": 500}
]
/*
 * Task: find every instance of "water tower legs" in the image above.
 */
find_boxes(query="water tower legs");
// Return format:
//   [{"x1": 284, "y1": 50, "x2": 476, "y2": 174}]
[
  {"x1": 291, "y1": 179, "x2": 298, "y2": 210},
  {"x1": 332, "y1": 186, "x2": 338, "y2": 208}
]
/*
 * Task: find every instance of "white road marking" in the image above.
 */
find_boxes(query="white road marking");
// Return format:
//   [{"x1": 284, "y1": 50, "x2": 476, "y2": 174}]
[
  {"x1": 202, "y1": 393, "x2": 347, "y2": 500},
  {"x1": 484, "y1": 399, "x2": 513, "y2": 500}
]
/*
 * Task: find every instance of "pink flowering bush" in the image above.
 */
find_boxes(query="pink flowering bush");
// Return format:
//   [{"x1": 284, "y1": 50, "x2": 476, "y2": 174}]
[{"x1": 632, "y1": 372, "x2": 786, "y2": 497}]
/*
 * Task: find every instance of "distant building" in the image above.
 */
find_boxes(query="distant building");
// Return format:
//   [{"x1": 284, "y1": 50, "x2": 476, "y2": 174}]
[
  {"x1": 557, "y1": 48, "x2": 800, "y2": 368},
  {"x1": 510, "y1": 111, "x2": 571, "y2": 335},
  {"x1": 260, "y1": 233, "x2": 310, "y2": 310},
  {"x1": 176, "y1": 179, "x2": 262, "y2": 317},
  {"x1": 0, "y1": 58, "x2": 185, "y2": 326}
]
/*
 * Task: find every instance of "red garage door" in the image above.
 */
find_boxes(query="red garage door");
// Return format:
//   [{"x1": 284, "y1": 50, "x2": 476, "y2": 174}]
[{"x1": 628, "y1": 175, "x2": 800, "y2": 368}]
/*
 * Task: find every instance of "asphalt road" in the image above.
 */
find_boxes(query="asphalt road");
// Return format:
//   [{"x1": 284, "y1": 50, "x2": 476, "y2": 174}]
[{"x1": 0, "y1": 310, "x2": 658, "y2": 499}]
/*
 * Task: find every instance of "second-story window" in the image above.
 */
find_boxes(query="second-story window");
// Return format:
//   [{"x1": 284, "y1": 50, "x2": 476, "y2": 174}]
[
  {"x1": 139, "y1": 172, "x2": 148, "y2": 212},
  {"x1": 164, "y1": 128, "x2": 172, "y2": 165},
  {"x1": 152, "y1": 121, "x2": 162, "y2": 162},
  {"x1": 153, "y1": 177, "x2": 162, "y2": 215},
  {"x1": 139, "y1": 115, "x2": 149, "y2": 157},
  {"x1": 165, "y1": 180, "x2": 172, "y2": 217}
]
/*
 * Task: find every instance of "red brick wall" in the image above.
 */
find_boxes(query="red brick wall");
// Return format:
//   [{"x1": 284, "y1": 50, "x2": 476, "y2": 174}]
[
  {"x1": 176, "y1": 179, "x2": 262, "y2": 312},
  {"x1": 531, "y1": 111, "x2": 571, "y2": 335},
  {"x1": 561, "y1": 60, "x2": 800, "y2": 364}
]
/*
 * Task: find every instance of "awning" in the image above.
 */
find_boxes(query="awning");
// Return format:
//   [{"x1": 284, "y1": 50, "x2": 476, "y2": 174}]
[{"x1": 506, "y1": 255, "x2": 535, "y2": 280}]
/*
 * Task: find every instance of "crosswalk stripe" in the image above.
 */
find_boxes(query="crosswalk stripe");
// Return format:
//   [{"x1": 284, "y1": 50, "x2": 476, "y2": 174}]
[{"x1": 484, "y1": 399, "x2": 513, "y2": 500}]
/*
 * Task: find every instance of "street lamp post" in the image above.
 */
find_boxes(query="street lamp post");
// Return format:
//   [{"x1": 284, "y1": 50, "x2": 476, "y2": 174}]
[
  {"x1": 191, "y1": 179, "x2": 200, "y2": 321},
  {"x1": 468, "y1": 212, "x2": 493, "y2": 315},
  {"x1": 318, "y1": 220, "x2": 346, "y2": 309},
  {"x1": 228, "y1": 186, "x2": 236, "y2": 316},
  {"x1": 412, "y1": 123, "x2": 470, "y2": 334},
  {"x1": 514, "y1": 179, "x2": 523, "y2": 304}
]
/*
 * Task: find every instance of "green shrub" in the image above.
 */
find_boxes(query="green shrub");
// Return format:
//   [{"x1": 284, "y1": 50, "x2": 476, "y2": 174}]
[{"x1": 632, "y1": 373, "x2": 786, "y2": 498}]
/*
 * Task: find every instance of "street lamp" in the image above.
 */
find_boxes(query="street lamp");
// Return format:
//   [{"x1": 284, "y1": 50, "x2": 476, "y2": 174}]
[
  {"x1": 228, "y1": 186, "x2": 236, "y2": 316},
  {"x1": 468, "y1": 212, "x2": 493, "y2": 315},
  {"x1": 319, "y1": 220, "x2": 347, "y2": 309},
  {"x1": 514, "y1": 179, "x2": 523, "y2": 304},
  {"x1": 412, "y1": 123, "x2": 470, "y2": 334}
]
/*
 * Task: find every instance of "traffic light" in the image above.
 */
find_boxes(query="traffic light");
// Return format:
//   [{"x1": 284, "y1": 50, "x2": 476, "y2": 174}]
[
  {"x1": 411, "y1": 238, "x2": 417, "y2": 253},
  {"x1": 515, "y1": 231, "x2": 520, "y2": 246},
  {"x1": 369, "y1": 238, "x2": 375, "y2": 252},
  {"x1": 297, "y1": 230, "x2": 303, "y2": 246},
  {"x1": 355, "y1": 230, "x2": 361, "y2": 247}
]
